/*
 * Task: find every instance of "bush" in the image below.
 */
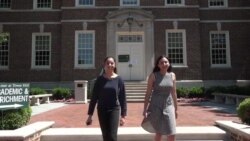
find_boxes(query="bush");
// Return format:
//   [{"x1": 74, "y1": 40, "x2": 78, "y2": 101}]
[
  {"x1": 188, "y1": 87, "x2": 205, "y2": 98},
  {"x1": 52, "y1": 87, "x2": 71, "y2": 100},
  {"x1": 30, "y1": 87, "x2": 47, "y2": 95},
  {"x1": 176, "y1": 87, "x2": 189, "y2": 98},
  {"x1": 1, "y1": 107, "x2": 32, "y2": 130},
  {"x1": 237, "y1": 98, "x2": 250, "y2": 125}
]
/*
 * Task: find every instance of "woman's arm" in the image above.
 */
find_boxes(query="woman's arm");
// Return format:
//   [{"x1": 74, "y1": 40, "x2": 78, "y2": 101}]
[
  {"x1": 143, "y1": 73, "x2": 155, "y2": 117},
  {"x1": 118, "y1": 77, "x2": 127, "y2": 117},
  {"x1": 171, "y1": 72, "x2": 178, "y2": 118}
]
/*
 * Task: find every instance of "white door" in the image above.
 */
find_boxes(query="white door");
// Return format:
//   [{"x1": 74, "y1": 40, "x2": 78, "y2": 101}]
[{"x1": 116, "y1": 33, "x2": 144, "y2": 80}]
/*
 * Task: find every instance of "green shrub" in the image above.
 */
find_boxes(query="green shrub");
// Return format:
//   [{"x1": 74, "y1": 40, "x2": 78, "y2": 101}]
[
  {"x1": 176, "y1": 87, "x2": 189, "y2": 98},
  {"x1": 52, "y1": 87, "x2": 71, "y2": 100},
  {"x1": 30, "y1": 87, "x2": 47, "y2": 95},
  {"x1": 188, "y1": 87, "x2": 205, "y2": 98},
  {"x1": 237, "y1": 98, "x2": 250, "y2": 125},
  {"x1": 1, "y1": 107, "x2": 32, "y2": 130}
]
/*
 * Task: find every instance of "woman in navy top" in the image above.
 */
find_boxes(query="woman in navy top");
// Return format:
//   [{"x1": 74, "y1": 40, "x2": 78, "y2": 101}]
[{"x1": 86, "y1": 56, "x2": 127, "y2": 141}]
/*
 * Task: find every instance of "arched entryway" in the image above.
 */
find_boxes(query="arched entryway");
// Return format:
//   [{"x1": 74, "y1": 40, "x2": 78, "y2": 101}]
[{"x1": 106, "y1": 9, "x2": 154, "y2": 81}]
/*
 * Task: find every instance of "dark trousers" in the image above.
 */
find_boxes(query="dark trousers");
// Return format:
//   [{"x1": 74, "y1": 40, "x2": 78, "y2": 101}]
[{"x1": 97, "y1": 107, "x2": 120, "y2": 141}]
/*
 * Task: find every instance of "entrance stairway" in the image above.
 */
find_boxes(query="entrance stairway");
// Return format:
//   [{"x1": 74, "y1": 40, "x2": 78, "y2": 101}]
[{"x1": 125, "y1": 81, "x2": 147, "y2": 103}]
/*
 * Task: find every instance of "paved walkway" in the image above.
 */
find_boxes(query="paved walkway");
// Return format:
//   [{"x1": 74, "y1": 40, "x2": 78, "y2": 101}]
[{"x1": 29, "y1": 100, "x2": 241, "y2": 128}]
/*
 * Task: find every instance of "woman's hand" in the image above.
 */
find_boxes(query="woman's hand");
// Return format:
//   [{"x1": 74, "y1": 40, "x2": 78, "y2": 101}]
[
  {"x1": 86, "y1": 115, "x2": 93, "y2": 126},
  {"x1": 120, "y1": 117, "x2": 125, "y2": 126}
]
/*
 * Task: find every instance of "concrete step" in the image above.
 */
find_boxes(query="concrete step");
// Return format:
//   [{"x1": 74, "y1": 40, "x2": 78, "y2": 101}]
[{"x1": 40, "y1": 126, "x2": 229, "y2": 141}]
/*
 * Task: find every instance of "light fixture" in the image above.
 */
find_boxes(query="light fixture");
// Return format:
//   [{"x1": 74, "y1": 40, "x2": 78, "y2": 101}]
[{"x1": 117, "y1": 12, "x2": 143, "y2": 32}]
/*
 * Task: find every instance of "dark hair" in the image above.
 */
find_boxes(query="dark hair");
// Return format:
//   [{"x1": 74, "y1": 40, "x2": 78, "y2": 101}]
[
  {"x1": 152, "y1": 55, "x2": 172, "y2": 73},
  {"x1": 103, "y1": 56, "x2": 117, "y2": 73}
]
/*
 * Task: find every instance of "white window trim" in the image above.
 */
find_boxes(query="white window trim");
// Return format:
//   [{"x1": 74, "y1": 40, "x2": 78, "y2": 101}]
[
  {"x1": 166, "y1": 29, "x2": 187, "y2": 67},
  {"x1": 120, "y1": 0, "x2": 140, "y2": 7},
  {"x1": 209, "y1": 31, "x2": 231, "y2": 68},
  {"x1": 0, "y1": 33, "x2": 9, "y2": 69},
  {"x1": 208, "y1": 0, "x2": 228, "y2": 8},
  {"x1": 76, "y1": 0, "x2": 95, "y2": 7},
  {"x1": 33, "y1": 0, "x2": 52, "y2": 9},
  {"x1": 165, "y1": 0, "x2": 185, "y2": 7},
  {"x1": 31, "y1": 33, "x2": 51, "y2": 69},
  {"x1": 74, "y1": 30, "x2": 95, "y2": 69}
]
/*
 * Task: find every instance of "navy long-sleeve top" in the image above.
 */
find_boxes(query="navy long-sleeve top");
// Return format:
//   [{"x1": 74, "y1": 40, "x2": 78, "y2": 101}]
[{"x1": 87, "y1": 75, "x2": 127, "y2": 117}]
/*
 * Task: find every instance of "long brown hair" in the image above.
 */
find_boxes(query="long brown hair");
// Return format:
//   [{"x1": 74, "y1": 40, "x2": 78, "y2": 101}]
[{"x1": 152, "y1": 55, "x2": 172, "y2": 73}]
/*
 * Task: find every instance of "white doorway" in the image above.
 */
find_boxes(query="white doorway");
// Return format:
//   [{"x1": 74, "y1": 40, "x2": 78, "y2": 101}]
[{"x1": 116, "y1": 32, "x2": 145, "y2": 80}]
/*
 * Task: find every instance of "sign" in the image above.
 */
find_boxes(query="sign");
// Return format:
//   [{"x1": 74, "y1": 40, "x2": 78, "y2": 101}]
[
  {"x1": 118, "y1": 54, "x2": 130, "y2": 62},
  {"x1": 0, "y1": 83, "x2": 30, "y2": 110}
]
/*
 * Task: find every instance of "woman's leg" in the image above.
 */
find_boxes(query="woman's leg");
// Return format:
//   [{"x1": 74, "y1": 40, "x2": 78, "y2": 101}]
[
  {"x1": 109, "y1": 108, "x2": 120, "y2": 141},
  {"x1": 155, "y1": 133, "x2": 162, "y2": 141},
  {"x1": 97, "y1": 109, "x2": 109, "y2": 141},
  {"x1": 167, "y1": 134, "x2": 175, "y2": 141},
  {"x1": 98, "y1": 108, "x2": 120, "y2": 141}
]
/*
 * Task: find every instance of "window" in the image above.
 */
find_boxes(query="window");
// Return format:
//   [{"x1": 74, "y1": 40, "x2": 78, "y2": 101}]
[
  {"x1": 165, "y1": 0, "x2": 184, "y2": 6},
  {"x1": 75, "y1": 31, "x2": 95, "y2": 68},
  {"x1": 210, "y1": 31, "x2": 231, "y2": 67},
  {"x1": 121, "y1": 0, "x2": 139, "y2": 6},
  {"x1": 208, "y1": 0, "x2": 227, "y2": 7},
  {"x1": 118, "y1": 35, "x2": 142, "y2": 43},
  {"x1": 0, "y1": 33, "x2": 9, "y2": 69},
  {"x1": 166, "y1": 30, "x2": 187, "y2": 66},
  {"x1": 77, "y1": 0, "x2": 94, "y2": 6},
  {"x1": 0, "y1": 0, "x2": 11, "y2": 8},
  {"x1": 34, "y1": 0, "x2": 52, "y2": 9},
  {"x1": 32, "y1": 33, "x2": 51, "y2": 69}
]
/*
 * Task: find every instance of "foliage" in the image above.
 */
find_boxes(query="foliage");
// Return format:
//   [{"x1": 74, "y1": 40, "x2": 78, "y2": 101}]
[
  {"x1": 237, "y1": 98, "x2": 250, "y2": 125},
  {"x1": 176, "y1": 87, "x2": 189, "y2": 98},
  {"x1": 1, "y1": 107, "x2": 32, "y2": 130},
  {"x1": 176, "y1": 87, "x2": 205, "y2": 98},
  {"x1": 0, "y1": 33, "x2": 9, "y2": 44},
  {"x1": 52, "y1": 87, "x2": 71, "y2": 100},
  {"x1": 30, "y1": 87, "x2": 47, "y2": 95}
]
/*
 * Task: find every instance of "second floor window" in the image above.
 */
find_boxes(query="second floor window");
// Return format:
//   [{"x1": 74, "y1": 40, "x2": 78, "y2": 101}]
[
  {"x1": 34, "y1": 0, "x2": 52, "y2": 9},
  {"x1": 0, "y1": 33, "x2": 9, "y2": 69},
  {"x1": 166, "y1": 0, "x2": 184, "y2": 6},
  {"x1": 78, "y1": 0, "x2": 94, "y2": 6},
  {"x1": 121, "y1": 0, "x2": 139, "y2": 6},
  {"x1": 32, "y1": 33, "x2": 51, "y2": 69},
  {"x1": 0, "y1": 0, "x2": 11, "y2": 8},
  {"x1": 209, "y1": 0, "x2": 227, "y2": 7}
]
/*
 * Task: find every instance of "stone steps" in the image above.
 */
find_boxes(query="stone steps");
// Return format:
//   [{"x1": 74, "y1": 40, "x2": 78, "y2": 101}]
[{"x1": 125, "y1": 82, "x2": 147, "y2": 103}]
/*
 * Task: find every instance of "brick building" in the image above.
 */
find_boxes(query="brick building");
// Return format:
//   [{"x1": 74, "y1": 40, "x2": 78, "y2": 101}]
[{"x1": 0, "y1": 0, "x2": 249, "y2": 89}]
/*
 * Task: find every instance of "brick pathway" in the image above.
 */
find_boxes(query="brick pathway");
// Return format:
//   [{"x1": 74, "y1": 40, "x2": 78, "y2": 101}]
[{"x1": 28, "y1": 101, "x2": 241, "y2": 128}]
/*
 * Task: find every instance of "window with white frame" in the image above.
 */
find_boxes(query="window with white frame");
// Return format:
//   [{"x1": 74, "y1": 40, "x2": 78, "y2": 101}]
[
  {"x1": 32, "y1": 33, "x2": 51, "y2": 69},
  {"x1": 166, "y1": 30, "x2": 187, "y2": 66},
  {"x1": 0, "y1": 33, "x2": 9, "y2": 69},
  {"x1": 77, "y1": 0, "x2": 94, "y2": 6},
  {"x1": 210, "y1": 31, "x2": 231, "y2": 67},
  {"x1": 165, "y1": 0, "x2": 184, "y2": 6},
  {"x1": 0, "y1": 0, "x2": 11, "y2": 8},
  {"x1": 75, "y1": 31, "x2": 95, "y2": 68},
  {"x1": 121, "y1": 0, "x2": 139, "y2": 6},
  {"x1": 34, "y1": 0, "x2": 52, "y2": 9},
  {"x1": 208, "y1": 0, "x2": 227, "y2": 7}
]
